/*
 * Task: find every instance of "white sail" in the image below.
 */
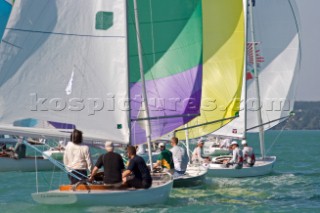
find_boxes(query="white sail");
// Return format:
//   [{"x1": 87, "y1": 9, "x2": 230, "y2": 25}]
[
  {"x1": 213, "y1": 0, "x2": 300, "y2": 137},
  {"x1": 246, "y1": 0, "x2": 301, "y2": 132},
  {"x1": 0, "y1": 0, "x2": 130, "y2": 144}
]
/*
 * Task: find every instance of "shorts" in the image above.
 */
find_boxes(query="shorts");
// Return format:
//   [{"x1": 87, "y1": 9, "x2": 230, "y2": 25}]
[
  {"x1": 68, "y1": 169, "x2": 87, "y2": 185},
  {"x1": 127, "y1": 177, "x2": 152, "y2": 189}
]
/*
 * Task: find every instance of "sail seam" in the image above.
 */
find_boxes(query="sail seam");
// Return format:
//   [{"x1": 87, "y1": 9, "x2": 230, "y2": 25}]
[{"x1": 5, "y1": 28, "x2": 126, "y2": 38}]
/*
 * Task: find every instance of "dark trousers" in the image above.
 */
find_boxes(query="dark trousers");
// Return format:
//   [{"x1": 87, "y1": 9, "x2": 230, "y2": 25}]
[
  {"x1": 127, "y1": 177, "x2": 152, "y2": 189},
  {"x1": 68, "y1": 169, "x2": 87, "y2": 185}
]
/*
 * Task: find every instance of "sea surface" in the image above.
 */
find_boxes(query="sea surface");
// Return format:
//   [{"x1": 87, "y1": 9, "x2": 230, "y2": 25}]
[{"x1": 0, "y1": 130, "x2": 319, "y2": 213}]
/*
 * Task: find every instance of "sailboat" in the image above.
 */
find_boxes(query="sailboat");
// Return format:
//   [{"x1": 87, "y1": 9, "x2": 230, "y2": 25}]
[
  {"x1": 173, "y1": 164, "x2": 207, "y2": 188},
  {"x1": 206, "y1": 0, "x2": 301, "y2": 177},
  {"x1": 172, "y1": 127, "x2": 207, "y2": 188},
  {"x1": 0, "y1": 135, "x2": 58, "y2": 172},
  {"x1": 0, "y1": 0, "x2": 206, "y2": 206}
]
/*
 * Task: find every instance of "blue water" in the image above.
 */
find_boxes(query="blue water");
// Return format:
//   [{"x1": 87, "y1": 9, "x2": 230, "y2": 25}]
[
  {"x1": 0, "y1": 0, "x2": 12, "y2": 39},
  {"x1": 1, "y1": 130, "x2": 320, "y2": 213}
]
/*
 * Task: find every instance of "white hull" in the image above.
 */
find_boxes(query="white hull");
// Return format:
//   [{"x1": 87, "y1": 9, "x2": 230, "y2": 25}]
[
  {"x1": 205, "y1": 156, "x2": 276, "y2": 178},
  {"x1": 0, "y1": 156, "x2": 56, "y2": 172},
  {"x1": 32, "y1": 173, "x2": 173, "y2": 206},
  {"x1": 173, "y1": 164, "x2": 207, "y2": 187}
]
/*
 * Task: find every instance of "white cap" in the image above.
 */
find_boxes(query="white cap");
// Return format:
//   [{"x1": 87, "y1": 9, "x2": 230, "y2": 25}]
[
  {"x1": 158, "y1": 142, "x2": 165, "y2": 148},
  {"x1": 241, "y1": 140, "x2": 247, "y2": 145},
  {"x1": 230, "y1": 141, "x2": 238, "y2": 146},
  {"x1": 105, "y1": 141, "x2": 114, "y2": 149}
]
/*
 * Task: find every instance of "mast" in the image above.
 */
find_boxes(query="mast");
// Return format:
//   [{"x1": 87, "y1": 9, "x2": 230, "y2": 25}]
[
  {"x1": 184, "y1": 124, "x2": 191, "y2": 163},
  {"x1": 248, "y1": 0, "x2": 265, "y2": 159},
  {"x1": 133, "y1": 0, "x2": 153, "y2": 170},
  {"x1": 243, "y1": 0, "x2": 248, "y2": 140}
]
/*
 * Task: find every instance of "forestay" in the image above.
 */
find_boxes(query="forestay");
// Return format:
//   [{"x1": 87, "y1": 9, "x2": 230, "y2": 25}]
[{"x1": 0, "y1": 0, "x2": 130, "y2": 144}]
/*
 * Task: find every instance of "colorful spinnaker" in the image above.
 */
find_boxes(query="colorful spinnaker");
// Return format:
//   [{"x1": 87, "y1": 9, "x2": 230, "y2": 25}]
[
  {"x1": 129, "y1": 0, "x2": 203, "y2": 144},
  {"x1": 175, "y1": 0, "x2": 246, "y2": 139}
]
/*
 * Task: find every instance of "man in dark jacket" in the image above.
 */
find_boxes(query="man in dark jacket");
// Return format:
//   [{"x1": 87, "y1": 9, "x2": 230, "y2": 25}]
[
  {"x1": 122, "y1": 145, "x2": 152, "y2": 189},
  {"x1": 89, "y1": 141, "x2": 124, "y2": 188}
]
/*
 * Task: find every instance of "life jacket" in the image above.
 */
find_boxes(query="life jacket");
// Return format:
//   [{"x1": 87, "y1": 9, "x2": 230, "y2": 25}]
[
  {"x1": 251, "y1": 153, "x2": 256, "y2": 161},
  {"x1": 234, "y1": 148, "x2": 243, "y2": 165},
  {"x1": 244, "y1": 152, "x2": 255, "y2": 166},
  {"x1": 237, "y1": 155, "x2": 244, "y2": 165},
  {"x1": 249, "y1": 153, "x2": 256, "y2": 165}
]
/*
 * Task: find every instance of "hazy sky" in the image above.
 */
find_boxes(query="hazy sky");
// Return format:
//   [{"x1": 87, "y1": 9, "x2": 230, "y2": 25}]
[{"x1": 294, "y1": 0, "x2": 320, "y2": 101}]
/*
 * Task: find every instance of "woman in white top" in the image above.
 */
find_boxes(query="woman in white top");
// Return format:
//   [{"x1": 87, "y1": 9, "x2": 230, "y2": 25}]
[{"x1": 63, "y1": 129, "x2": 92, "y2": 184}]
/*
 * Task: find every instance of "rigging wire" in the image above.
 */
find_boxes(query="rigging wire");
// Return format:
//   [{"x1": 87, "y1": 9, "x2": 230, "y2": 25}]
[
  {"x1": 49, "y1": 161, "x2": 57, "y2": 191},
  {"x1": 34, "y1": 149, "x2": 38, "y2": 194},
  {"x1": 23, "y1": 140, "x2": 85, "y2": 180},
  {"x1": 266, "y1": 121, "x2": 289, "y2": 155}
]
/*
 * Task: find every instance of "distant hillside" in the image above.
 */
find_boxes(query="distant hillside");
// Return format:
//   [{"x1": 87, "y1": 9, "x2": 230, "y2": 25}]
[{"x1": 272, "y1": 101, "x2": 320, "y2": 130}]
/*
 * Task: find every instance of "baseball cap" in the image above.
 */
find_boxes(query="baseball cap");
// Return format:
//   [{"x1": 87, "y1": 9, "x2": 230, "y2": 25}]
[
  {"x1": 230, "y1": 141, "x2": 238, "y2": 146},
  {"x1": 105, "y1": 141, "x2": 114, "y2": 149},
  {"x1": 158, "y1": 142, "x2": 165, "y2": 148}
]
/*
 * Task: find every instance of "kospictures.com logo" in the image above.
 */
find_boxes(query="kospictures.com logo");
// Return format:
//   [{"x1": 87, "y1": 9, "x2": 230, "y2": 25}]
[{"x1": 29, "y1": 93, "x2": 294, "y2": 116}]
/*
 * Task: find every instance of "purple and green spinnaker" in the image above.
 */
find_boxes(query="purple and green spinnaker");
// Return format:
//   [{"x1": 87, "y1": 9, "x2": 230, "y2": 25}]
[{"x1": 128, "y1": 0, "x2": 203, "y2": 145}]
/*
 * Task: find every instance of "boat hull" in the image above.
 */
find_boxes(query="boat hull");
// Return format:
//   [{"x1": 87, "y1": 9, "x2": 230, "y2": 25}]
[
  {"x1": 0, "y1": 156, "x2": 56, "y2": 172},
  {"x1": 173, "y1": 165, "x2": 207, "y2": 188},
  {"x1": 32, "y1": 173, "x2": 173, "y2": 206},
  {"x1": 205, "y1": 156, "x2": 276, "y2": 178}
]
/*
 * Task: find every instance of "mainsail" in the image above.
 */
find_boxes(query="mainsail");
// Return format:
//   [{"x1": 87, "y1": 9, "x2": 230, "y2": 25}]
[
  {"x1": 175, "y1": 0, "x2": 246, "y2": 140},
  {"x1": 0, "y1": 0, "x2": 130, "y2": 144},
  {"x1": 214, "y1": 0, "x2": 301, "y2": 138},
  {"x1": 128, "y1": 0, "x2": 203, "y2": 144}
]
